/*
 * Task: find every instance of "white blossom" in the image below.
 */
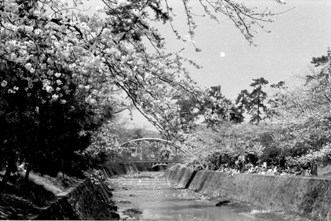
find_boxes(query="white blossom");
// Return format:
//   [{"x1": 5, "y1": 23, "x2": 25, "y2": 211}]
[
  {"x1": 52, "y1": 94, "x2": 59, "y2": 101},
  {"x1": 1, "y1": 80, "x2": 8, "y2": 87},
  {"x1": 25, "y1": 63, "x2": 32, "y2": 70},
  {"x1": 45, "y1": 86, "x2": 54, "y2": 93},
  {"x1": 56, "y1": 80, "x2": 63, "y2": 85}
]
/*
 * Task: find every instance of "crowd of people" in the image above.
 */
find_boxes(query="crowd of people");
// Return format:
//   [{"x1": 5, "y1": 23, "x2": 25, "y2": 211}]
[
  {"x1": 217, "y1": 163, "x2": 317, "y2": 177},
  {"x1": 210, "y1": 154, "x2": 318, "y2": 177}
]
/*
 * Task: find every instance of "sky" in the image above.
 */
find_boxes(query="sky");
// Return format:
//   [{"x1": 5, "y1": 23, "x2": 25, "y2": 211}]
[
  {"x1": 85, "y1": 0, "x2": 331, "y2": 128},
  {"x1": 153, "y1": 0, "x2": 331, "y2": 100}
]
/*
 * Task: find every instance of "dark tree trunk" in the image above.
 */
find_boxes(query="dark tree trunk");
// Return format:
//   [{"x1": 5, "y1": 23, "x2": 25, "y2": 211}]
[
  {"x1": 24, "y1": 163, "x2": 31, "y2": 181},
  {"x1": 311, "y1": 162, "x2": 318, "y2": 176},
  {"x1": 257, "y1": 91, "x2": 260, "y2": 124}
]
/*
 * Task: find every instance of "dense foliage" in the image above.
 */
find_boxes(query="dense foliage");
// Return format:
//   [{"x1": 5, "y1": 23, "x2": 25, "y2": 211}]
[
  {"x1": 0, "y1": 0, "x2": 285, "y2": 181},
  {"x1": 2, "y1": 0, "x2": 328, "y2": 178},
  {"x1": 186, "y1": 55, "x2": 331, "y2": 171}
]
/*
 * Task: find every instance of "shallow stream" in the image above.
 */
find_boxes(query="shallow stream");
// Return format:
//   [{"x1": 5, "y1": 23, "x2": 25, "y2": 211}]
[{"x1": 108, "y1": 172, "x2": 307, "y2": 221}]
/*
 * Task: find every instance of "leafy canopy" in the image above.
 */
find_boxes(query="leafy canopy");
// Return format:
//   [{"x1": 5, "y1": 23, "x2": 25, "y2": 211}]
[
  {"x1": 1, "y1": 0, "x2": 285, "y2": 138},
  {"x1": 0, "y1": 0, "x2": 286, "y2": 176}
]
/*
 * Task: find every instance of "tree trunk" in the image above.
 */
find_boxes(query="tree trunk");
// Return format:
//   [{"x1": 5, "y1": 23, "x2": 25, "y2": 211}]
[
  {"x1": 24, "y1": 163, "x2": 31, "y2": 181},
  {"x1": 257, "y1": 91, "x2": 260, "y2": 124},
  {"x1": 311, "y1": 162, "x2": 318, "y2": 176}
]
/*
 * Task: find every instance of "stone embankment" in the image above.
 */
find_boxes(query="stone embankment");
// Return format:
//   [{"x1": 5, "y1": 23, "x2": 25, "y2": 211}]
[
  {"x1": 33, "y1": 162, "x2": 153, "y2": 220},
  {"x1": 35, "y1": 179, "x2": 119, "y2": 220},
  {"x1": 164, "y1": 164, "x2": 331, "y2": 221}
]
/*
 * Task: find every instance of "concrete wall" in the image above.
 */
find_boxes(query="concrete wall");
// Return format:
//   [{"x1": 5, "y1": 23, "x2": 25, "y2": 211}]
[
  {"x1": 34, "y1": 162, "x2": 154, "y2": 220},
  {"x1": 164, "y1": 164, "x2": 196, "y2": 188},
  {"x1": 165, "y1": 165, "x2": 331, "y2": 221}
]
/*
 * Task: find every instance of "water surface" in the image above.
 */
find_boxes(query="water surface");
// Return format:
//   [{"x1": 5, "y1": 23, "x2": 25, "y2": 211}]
[{"x1": 109, "y1": 172, "x2": 258, "y2": 220}]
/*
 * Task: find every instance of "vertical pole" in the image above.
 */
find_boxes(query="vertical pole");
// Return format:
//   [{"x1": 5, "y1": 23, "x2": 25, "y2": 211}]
[
  {"x1": 157, "y1": 141, "x2": 159, "y2": 162},
  {"x1": 175, "y1": 147, "x2": 178, "y2": 163}
]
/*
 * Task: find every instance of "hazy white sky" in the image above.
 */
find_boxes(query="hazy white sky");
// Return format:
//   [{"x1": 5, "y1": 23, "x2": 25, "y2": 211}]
[
  {"x1": 84, "y1": 0, "x2": 331, "y2": 128},
  {"x1": 85, "y1": 0, "x2": 331, "y2": 99},
  {"x1": 154, "y1": 0, "x2": 331, "y2": 100}
]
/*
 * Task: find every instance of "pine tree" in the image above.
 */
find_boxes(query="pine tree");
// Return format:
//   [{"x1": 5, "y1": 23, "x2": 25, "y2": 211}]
[{"x1": 236, "y1": 78, "x2": 269, "y2": 124}]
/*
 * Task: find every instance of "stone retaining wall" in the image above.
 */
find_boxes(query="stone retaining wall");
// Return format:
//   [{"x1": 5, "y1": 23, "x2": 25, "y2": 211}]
[
  {"x1": 35, "y1": 179, "x2": 119, "y2": 220},
  {"x1": 165, "y1": 165, "x2": 331, "y2": 221},
  {"x1": 34, "y1": 162, "x2": 154, "y2": 220}
]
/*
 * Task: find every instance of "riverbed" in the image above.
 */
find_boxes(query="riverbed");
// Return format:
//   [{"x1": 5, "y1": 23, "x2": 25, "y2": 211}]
[{"x1": 107, "y1": 172, "x2": 308, "y2": 221}]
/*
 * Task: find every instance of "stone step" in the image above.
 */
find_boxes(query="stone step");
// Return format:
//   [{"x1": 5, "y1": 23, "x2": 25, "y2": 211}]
[
  {"x1": 118, "y1": 179, "x2": 167, "y2": 183},
  {"x1": 118, "y1": 182, "x2": 168, "y2": 185},
  {"x1": 117, "y1": 179, "x2": 169, "y2": 187}
]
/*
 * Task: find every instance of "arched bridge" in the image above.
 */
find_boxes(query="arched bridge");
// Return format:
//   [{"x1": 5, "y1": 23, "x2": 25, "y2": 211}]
[{"x1": 115, "y1": 138, "x2": 192, "y2": 167}]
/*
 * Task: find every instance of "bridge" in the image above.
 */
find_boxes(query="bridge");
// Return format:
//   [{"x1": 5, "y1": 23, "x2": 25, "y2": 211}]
[{"x1": 109, "y1": 138, "x2": 192, "y2": 167}]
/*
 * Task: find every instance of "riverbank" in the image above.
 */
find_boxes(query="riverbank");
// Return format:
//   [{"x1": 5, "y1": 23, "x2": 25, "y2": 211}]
[
  {"x1": 2, "y1": 163, "x2": 327, "y2": 220},
  {"x1": 0, "y1": 170, "x2": 120, "y2": 220},
  {"x1": 0, "y1": 162, "x2": 160, "y2": 220},
  {"x1": 165, "y1": 164, "x2": 331, "y2": 221}
]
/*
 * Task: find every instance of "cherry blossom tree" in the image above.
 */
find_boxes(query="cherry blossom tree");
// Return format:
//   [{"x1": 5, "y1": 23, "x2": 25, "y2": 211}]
[{"x1": 0, "y1": 0, "x2": 285, "y2": 179}]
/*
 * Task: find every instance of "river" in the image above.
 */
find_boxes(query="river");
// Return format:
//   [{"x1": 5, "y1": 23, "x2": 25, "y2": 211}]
[{"x1": 108, "y1": 171, "x2": 281, "y2": 220}]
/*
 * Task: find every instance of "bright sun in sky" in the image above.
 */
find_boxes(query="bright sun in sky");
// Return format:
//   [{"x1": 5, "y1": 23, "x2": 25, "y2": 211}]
[{"x1": 220, "y1": 52, "x2": 226, "y2": 58}]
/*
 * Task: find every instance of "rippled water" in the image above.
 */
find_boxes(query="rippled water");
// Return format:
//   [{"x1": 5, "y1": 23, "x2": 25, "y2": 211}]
[
  {"x1": 120, "y1": 189, "x2": 257, "y2": 220},
  {"x1": 109, "y1": 172, "x2": 258, "y2": 221}
]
